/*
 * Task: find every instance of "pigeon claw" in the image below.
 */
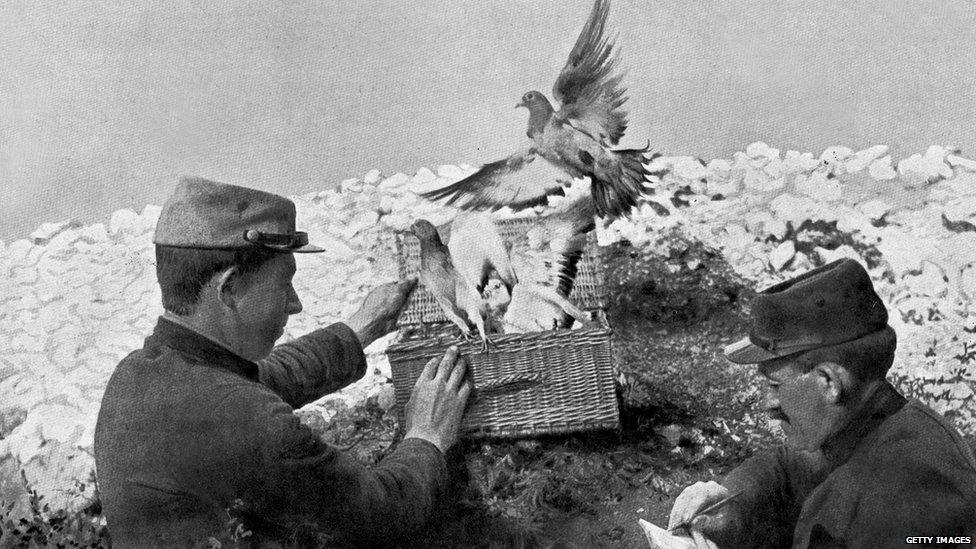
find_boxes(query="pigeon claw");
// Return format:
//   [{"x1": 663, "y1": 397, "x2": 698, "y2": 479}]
[{"x1": 480, "y1": 336, "x2": 495, "y2": 354}]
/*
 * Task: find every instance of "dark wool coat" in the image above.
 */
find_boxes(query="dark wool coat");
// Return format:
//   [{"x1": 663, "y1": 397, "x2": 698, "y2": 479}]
[
  {"x1": 94, "y1": 317, "x2": 447, "y2": 548},
  {"x1": 714, "y1": 383, "x2": 976, "y2": 548}
]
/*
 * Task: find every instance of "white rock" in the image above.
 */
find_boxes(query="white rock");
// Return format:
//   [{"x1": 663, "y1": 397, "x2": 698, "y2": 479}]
[
  {"x1": 342, "y1": 211, "x2": 380, "y2": 240},
  {"x1": 436, "y1": 164, "x2": 469, "y2": 181},
  {"x1": 898, "y1": 145, "x2": 954, "y2": 186},
  {"x1": 815, "y1": 245, "x2": 863, "y2": 267},
  {"x1": 769, "y1": 194, "x2": 819, "y2": 226},
  {"x1": 743, "y1": 171, "x2": 784, "y2": 192},
  {"x1": 868, "y1": 156, "x2": 898, "y2": 180},
  {"x1": 835, "y1": 207, "x2": 875, "y2": 236},
  {"x1": 30, "y1": 221, "x2": 77, "y2": 245},
  {"x1": 845, "y1": 145, "x2": 889, "y2": 173},
  {"x1": 769, "y1": 240, "x2": 796, "y2": 271},
  {"x1": 783, "y1": 151, "x2": 820, "y2": 174},
  {"x1": 857, "y1": 199, "x2": 891, "y2": 221},
  {"x1": 340, "y1": 178, "x2": 363, "y2": 193},
  {"x1": 409, "y1": 167, "x2": 437, "y2": 186},
  {"x1": 4, "y1": 239, "x2": 33, "y2": 265},
  {"x1": 878, "y1": 230, "x2": 934, "y2": 276},
  {"x1": 763, "y1": 157, "x2": 784, "y2": 179},
  {"x1": 135, "y1": 205, "x2": 159, "y2": 231},
  {"x1": 707, "y1": 179, "x2": 740, "y2": 197},
  {"x1": 820, "y1": 146, "x2": 854, "y2": 163},
  {"x1": 819, "y1": 146, "x2": 854, "y2": 175},
  {"x1": 76, "y1": 223, "x2": 109, "y2": 243},
  {"x1": 943, "y1": 196, "x2": 976, "y2": 225},
  {"x1": 789, "y1": 251, "x2": 815, "y2": 272},
  {"x1": 960, "y1": 265, "x2": 976, "y2": 300},
  {"x1": 904, "y1": 260, "x2": 948, "y2": 298},
  {"x1": 947, "y1": 154, "x2": 976, "y2": 172},
  {"x1": 706, "y1": 158, "x2": 732, "y2": 176},
  {"x1": 671, "y1": 157, "x2": 709, "y2": 181},
  {"x1": 746, "y1": 142, "x2": 780, "y2": 160},
  {"x1": 378, "y1": 172, "x2": 410, "y2": 193},
  {"x1": 362, "y1": 169, "x2": 383, "y2": 185},
  {"x1": 109, "y1": 209, "x2": 143, "y2": 236}
]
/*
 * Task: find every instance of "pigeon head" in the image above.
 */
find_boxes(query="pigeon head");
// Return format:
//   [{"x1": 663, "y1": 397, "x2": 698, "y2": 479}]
[
  {"x1": 516, "y1": 91, "x2": 553, "y2": 111},
  {"x1": 517, "y1": 91, "x2": 554, "y2": 137},
  {"x1": 409, "y1": 219, "x2": 441, "y2": 243}
]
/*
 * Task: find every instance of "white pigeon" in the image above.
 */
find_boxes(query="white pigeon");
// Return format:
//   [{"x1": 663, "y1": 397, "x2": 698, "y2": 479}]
[
  {"x1": 448, "y1": 211, "x2": 519, "y2": 296},
  {"x1": 502, "y1": 195, "x2": 598, "y2": 333}
]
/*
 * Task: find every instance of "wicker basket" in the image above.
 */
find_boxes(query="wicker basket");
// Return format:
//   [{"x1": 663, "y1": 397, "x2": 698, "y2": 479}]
[{"x1": 387, "y1": 216, "x2": 620, "y2": 439}]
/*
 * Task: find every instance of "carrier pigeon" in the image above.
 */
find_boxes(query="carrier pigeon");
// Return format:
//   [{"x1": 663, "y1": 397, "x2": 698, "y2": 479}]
[
  {"x1": 502, "y1": 196, "x2": 598, "y2": 332},
  {"x1": 420, "y1": 0, "x2": 661, "y2": 220},
  {"x1": 448, "y1": 212, "x2": 519, "y2": 296},
  {"x1": 410, "y1": 219, "x2": 493, "y2": 351}
]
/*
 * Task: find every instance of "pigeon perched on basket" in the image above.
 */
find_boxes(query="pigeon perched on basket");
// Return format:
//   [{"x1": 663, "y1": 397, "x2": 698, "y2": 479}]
[
  {"x1": 409, "y1": 219, "x2": 495, "y2": 352},
  {"x1": 419, "y1": 0, "x2": 665, "y2": 220}
]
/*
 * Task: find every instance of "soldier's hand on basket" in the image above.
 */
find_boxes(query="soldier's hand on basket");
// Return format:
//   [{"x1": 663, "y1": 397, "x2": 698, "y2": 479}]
[
  {"x1": 403, "y1": 346, "x2": 473, "y2": 453},
  {"x1": 347, "y1": 277, "x2": 418, "y2": 348}
]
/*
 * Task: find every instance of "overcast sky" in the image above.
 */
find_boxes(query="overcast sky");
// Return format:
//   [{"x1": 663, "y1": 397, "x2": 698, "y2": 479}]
[{"x1": 2, "y1": 0, "x2": 974, "y2": 241}]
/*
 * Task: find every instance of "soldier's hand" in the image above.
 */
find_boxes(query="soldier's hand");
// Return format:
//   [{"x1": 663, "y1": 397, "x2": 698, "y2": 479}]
[
  {"x1": 403, "y1": 346, "x2": 472, "y2": 453},
  {"x1": 668, "y1": 480, "x2": 731, "y2": 534},
  {"x1": 346, "y1": 277, "x2": 417, "y2": 348}
]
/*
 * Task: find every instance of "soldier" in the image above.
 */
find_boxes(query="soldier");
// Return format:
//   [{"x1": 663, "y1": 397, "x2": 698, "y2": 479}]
[
  {"x1": 669, "y1": 259, "x2": 976, "y2": 548},
  {"x1": 94, "y1": 177, "x2": 471, "y2": 547}
]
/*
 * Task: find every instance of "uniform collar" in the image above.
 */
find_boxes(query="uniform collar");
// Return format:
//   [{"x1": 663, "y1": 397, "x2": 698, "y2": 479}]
[
  {"x1": 146, "y1": 316, "x2": 261, "y2": 382},
  {"x1": 821, "y1": 381, "x2": 906, "y2": 466}
]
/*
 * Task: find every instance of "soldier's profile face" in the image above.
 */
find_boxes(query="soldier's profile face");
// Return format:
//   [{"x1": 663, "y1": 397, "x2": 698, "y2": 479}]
[
  {"x1": 229, "y1": 253, "x2": 303, "y2": 361},
  {"x1": 760, "y1": 355, "x2": 834, "y2": 451}
]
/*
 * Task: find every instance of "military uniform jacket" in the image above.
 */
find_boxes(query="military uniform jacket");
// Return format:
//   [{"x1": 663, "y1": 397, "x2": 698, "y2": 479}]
[
  {"x1": 715, "y1": 383, "x2": 976, "y2": 548},
  {"x1": 94, "y1": 317, "x2": 447, "y2": 548}
]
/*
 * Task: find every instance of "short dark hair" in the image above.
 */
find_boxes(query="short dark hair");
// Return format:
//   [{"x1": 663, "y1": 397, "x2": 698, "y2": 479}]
[
  {"x1": 155, "y1": 245, "x2": 279, "y2": 316},
  {"x1": 796, "y1": 326, "x2": 898, "y2": 382}
]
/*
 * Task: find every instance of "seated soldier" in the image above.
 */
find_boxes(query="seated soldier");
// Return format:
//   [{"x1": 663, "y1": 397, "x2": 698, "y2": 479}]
[
  {"x1": 668, "y1": 258, "x2": 976, "y2": 548},
  {"x1": 94, "y1": 177, "x2": 472, "y2": 547}
]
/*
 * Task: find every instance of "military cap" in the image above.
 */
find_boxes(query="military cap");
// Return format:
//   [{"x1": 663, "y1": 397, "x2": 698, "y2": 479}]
[
  {"x1": 725, "y1": 258, "x2": 889, "y2": 363},
  {"x1": 153, "y1": 176, "x2": 323, "y2": 253}
]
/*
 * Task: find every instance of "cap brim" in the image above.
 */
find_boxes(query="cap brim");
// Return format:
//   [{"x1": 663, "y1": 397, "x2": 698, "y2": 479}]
[
  {"x1": 292, "y1": 244, "x2": 325, "y2": 254},
  {"x1": 723, "y1": 336, "x2": 780, "y2": 364},
  {"x1": 258, "y1": 243, "x2": 326, "y2": 253},
  {"x1": 290, "y1": 243, "x2": 325, "y2": 253}
]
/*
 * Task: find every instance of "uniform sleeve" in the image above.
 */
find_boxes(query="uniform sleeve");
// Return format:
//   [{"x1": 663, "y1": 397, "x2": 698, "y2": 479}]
[
  {"x1": 258, "y1": 323, "x2": 368, "y2": 408},
  {"x1": 239, "y1": 392, "x2": 449, "y2": 545},
  {"x1": 708, "y1": 445, "x2": 829, "y2": 548}
]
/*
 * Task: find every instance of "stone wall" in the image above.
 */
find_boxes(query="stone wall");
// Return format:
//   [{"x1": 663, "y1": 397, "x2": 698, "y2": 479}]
[{"x1": 1, "y1": 144, "x2": 974, "y2": 513}]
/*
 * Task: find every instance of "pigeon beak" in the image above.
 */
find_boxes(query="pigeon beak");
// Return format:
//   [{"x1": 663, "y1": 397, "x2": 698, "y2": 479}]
[{"x1": 515, "y1": 101, "x2": 525, "y2": 109}]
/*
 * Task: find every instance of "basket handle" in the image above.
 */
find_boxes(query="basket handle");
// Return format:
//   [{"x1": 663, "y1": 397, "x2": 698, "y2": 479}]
[{"x1": 475, "y1": 372, "x2": 548, "y2": 400}]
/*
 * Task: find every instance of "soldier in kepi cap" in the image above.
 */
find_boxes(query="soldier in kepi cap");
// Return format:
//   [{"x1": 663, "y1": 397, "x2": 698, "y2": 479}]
[
  {"x1": 94, "y1": 177, "x2": 472, "y2": 547},
  {"x1": 667, "y1": 259, "x2": 976, "y2": 548}
]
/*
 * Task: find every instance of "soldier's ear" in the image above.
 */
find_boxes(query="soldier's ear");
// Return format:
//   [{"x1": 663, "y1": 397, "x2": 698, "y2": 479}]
[
  {"x1": 215, "y1": 266, "x2": 241, "y2": 308},
  {"x1": 812, "y1": 361, "x2": 852, "y2": 405}
]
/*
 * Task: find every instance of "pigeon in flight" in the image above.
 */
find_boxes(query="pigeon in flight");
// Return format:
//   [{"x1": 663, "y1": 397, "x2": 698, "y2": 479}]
[
  {"x1": 410, "y1": 219, "x2": 493, "y2": 351},
  {"x1": 420, "y1": 0, "x2": 661, "y2": 219}
]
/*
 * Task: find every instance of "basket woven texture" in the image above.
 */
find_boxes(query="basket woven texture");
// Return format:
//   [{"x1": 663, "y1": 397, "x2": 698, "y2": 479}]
[{"x1": 388, "y1": 216, "x2": 620, "y2": 439}]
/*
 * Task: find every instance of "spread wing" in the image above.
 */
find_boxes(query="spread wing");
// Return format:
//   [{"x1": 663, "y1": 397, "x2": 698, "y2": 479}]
[
  {"x1": 419, "y1": 149, "x2": 570, "y2": 212},
  {"x1": 551, "y1": 0, "x2": 628, "y2": 147}
]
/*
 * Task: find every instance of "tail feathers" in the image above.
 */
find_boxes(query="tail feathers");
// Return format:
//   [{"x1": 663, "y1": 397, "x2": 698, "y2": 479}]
[{"x1": 592, "y1": 144, "x2": 658, "y2": 219}]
